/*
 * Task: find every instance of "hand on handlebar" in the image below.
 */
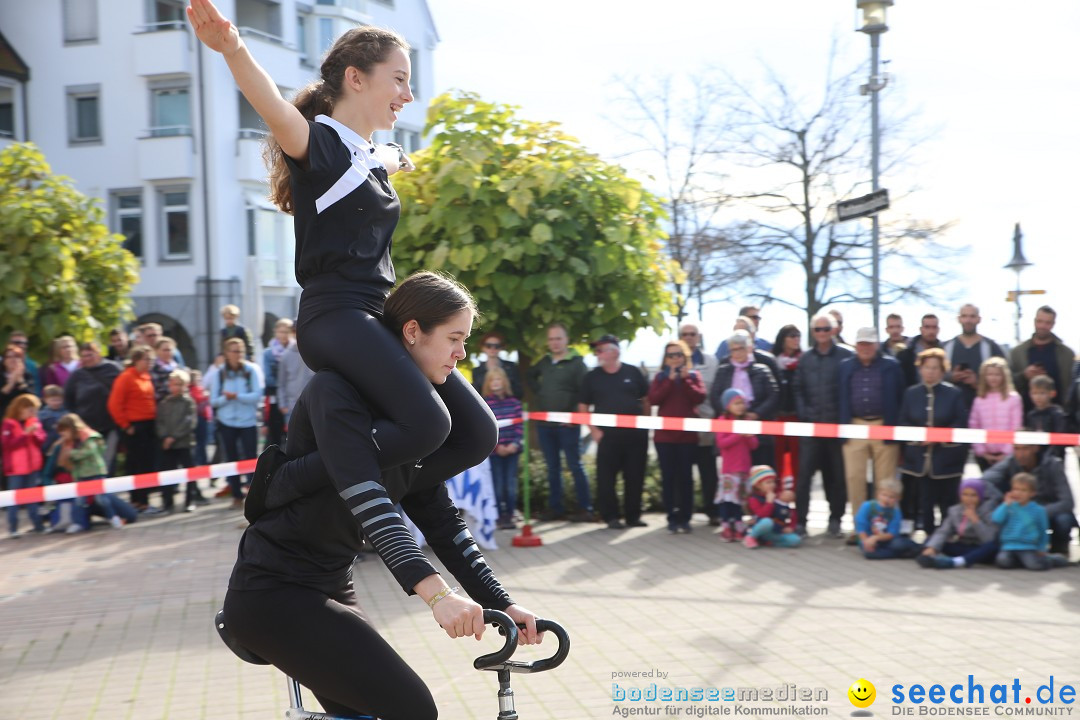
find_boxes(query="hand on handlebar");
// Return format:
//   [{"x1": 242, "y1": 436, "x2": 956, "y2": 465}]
[
  {"x1": 504, "y1": 604, "x2": 545, "y2": 646},
  {"x1": 433, "y1": 593, "x2": 486, "y2": 641}
]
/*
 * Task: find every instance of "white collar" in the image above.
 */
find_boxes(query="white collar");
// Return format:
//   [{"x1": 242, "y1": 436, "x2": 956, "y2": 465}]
[{"x1": 314, "y1": 114, "x2": 376, "y2": 155}]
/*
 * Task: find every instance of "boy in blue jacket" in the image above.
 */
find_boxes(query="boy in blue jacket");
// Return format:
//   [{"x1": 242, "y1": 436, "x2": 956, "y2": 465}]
[
  {"x1": 856, "y1": 479, "x2": 921, "y2": 559},
  {"x1": 992, "y1": 473, "x2": 1068, "y2": 570}
]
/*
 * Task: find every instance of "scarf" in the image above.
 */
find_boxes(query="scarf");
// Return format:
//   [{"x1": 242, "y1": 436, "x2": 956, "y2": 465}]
[
  {"x1": 731, "y1": 357, "x2": 754, "y2": 404},
  {"x1": 776, "y1": 352, "x2": 800, "y2": 372},
  {"x1": 269, "y1": 338, "x2": 288, "y2": 361}
]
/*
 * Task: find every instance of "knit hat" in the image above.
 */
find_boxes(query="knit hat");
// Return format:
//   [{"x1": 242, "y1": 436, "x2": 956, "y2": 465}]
[
  {"x1": 959, "y1": 477, "x2": 986, "y2": 502},
  {"x1": 720, "y1": 387, "x2": 745, "y2": 411},
  {"x1": 748, "y1": 465, "x2": 777, "y2": 492}
]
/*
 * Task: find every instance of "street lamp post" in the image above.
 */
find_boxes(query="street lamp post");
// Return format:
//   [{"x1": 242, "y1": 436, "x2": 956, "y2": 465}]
[
  {"x1": 857, "y1": 0, "x2": 892, "y2": 331},
  {"x1": 1005, "y1": 222, "x2": 1033, "y2": 345}
]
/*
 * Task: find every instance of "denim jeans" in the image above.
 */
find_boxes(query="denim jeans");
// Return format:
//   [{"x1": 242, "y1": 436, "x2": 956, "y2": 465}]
[
  {"x1": 6, "y1": 473, "x2": 44, "y2": 534},
  {"x1": 862, "y1": 534, "x2": 921, "y2": 559},
  {"x1": 489, "y1": 453, "x2": 520, "y2": 517},
  {"x1": 749, "y1": 518, "x2": 802, "y2": 547},
  {"x1": 537, "y1": 424, "x2": 591, "y2": 513},
  {"x1": 218, "y1": 424, "x2": 258, "y2": 499},
  {"x1": 92, "y1": 491, "x2": 139, "y2": 524}
]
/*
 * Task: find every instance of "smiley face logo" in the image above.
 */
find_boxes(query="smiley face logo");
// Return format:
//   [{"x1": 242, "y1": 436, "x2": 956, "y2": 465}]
[{"x1": 848, "y1": 679, "x2": 876, "y2": 710}]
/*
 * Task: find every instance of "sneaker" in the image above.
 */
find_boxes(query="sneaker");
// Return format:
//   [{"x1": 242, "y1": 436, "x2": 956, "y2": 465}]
[
  {"x1": 916, "y1": 554, "x2": 936, "y2": 569},
  {"x1": 795, "y1": 524, "x2": 808, "y2": 538},
  {"x1": 246, "y1": 445, "x2": 287, "y2": 524},
  {"x1": 708, "y1": 517, "x2": 722, "y2": 527},
  {"x1": 677, "y1": 523, "x2": 692, "y2": 534},
  {"x1": 626, "y1": 519, "x2": 648, "y2": 528},
  {"x1": 65, "y1": 524, "x2": 85, "y2": 534},
  {"x1": 733, "y1": 522, "x2": 747, "y2": 541},
  {"x1": 214, "y1": 485, "x2": 233, "y2": 498},
  {"x1": 109, "y1": 516, "x2": 125, "y2": 529},
  {"x1": 933, "y1": 555, "x2": 956, "y2": 569},
  {"x1": 718, "y1": 522, "x2": 734, "y2": 542},
  {"x1": 184, "y1": 504, "x2": 196, "y2": 513},
  {"x1": 606, "y1": 519, "x2": 626, "y2": 530},
  {"x1": 49, "y1": 521, "x2": 72, "y2": 534},
  {"x1": 827, "y1": 518, "x2": 842, "y2": 538},
  {"x1": 743, "y1": 535, "x2": 759, "y2": 549},
  {"x1": 141, "y1": 506, "x2": 164, "y2": 516},
  {"x1": 667, "y1": 523, "x2": 678, "y2": 534}
]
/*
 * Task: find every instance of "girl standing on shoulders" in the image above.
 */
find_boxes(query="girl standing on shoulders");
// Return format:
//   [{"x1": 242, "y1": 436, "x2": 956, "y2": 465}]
[{"x1": 187, "y1": 0, "x2": 496, "y2": 491}]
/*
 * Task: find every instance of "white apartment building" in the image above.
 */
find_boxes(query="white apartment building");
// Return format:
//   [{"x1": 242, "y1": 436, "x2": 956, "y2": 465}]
[{"x1": 0, "y1": 0, "x2": 439, "y2": 366}]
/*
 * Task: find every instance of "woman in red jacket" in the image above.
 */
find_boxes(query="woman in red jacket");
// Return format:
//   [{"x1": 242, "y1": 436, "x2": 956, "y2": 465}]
[
  {"x1": 3, "y1": 393, "x2": 47, "y2": 536},
  {"x1": 648, "y1": 339, "x2": 706, "y2": 534},
  {"x1": 107, "y1": 346, "x2": 159, "y2": 510}
]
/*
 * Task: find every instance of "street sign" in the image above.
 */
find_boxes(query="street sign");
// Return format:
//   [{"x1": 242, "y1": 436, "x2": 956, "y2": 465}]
[
  {"x1": 1006, "y1": 289, "x2": 1045, "y2": 302},
  {"x1": 836, "y1": 189, "x2": 890, "y2": 221}
]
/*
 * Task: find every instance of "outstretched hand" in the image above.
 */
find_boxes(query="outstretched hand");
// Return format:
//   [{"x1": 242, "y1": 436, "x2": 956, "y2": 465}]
[{"x1": 187, "y1": 0, "x2": 242, "y2": 56}]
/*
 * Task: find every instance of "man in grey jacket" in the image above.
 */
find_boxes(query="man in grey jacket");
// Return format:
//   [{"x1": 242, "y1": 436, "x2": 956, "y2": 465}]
[
  {"x1": 792, "y1": 313, "x2": 853, "y2": 537},
  {"x1": 276, "y1": 329, "x2": 314, "y2": 437},
  {"x1": 981, "y1": 440, "x2": 1076, "y2": 554}
]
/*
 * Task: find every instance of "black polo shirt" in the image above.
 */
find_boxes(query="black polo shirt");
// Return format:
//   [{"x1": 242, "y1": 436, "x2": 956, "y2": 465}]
[
  {"x1": 285, "y1": 115, "x2": 399, "y2": 316},
  {"x1": 581, "y1": 363, "x2": 649, "y2": 417}
]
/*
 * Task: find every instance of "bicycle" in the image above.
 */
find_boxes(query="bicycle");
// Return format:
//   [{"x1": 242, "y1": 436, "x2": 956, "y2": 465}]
[{"x1": 215, "y1": 608, "x2": 570, "y2": 720}]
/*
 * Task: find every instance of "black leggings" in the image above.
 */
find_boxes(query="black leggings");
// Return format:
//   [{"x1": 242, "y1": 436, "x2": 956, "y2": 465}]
[
  {"x1": 297, "y1": 306, "x2": 461, "y2": 469},
  {"x1": 223, "y1": 585, "x2": 436, "y2": 720}
]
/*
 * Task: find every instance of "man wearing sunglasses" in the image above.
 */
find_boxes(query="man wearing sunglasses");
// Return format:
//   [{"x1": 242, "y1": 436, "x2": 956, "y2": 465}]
[{"x1": 792, "y1": 313, "x2": 853, "y2": 537}]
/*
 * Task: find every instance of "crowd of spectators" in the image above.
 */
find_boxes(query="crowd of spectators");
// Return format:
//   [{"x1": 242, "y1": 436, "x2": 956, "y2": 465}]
[
  {"x1": 3, "y1": 300, "x2": 1078, "y2": 569},
  {"x1": 1, "y1": 306, "x2": 311, "y2": 537}
]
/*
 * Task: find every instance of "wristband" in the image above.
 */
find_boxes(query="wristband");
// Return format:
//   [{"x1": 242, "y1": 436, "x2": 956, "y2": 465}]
[{"x1": 427, "y1": 586, "x2": 459, "y2": 608}]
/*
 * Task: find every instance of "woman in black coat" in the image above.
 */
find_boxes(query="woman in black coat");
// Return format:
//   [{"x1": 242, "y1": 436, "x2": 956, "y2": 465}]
[
  {"x1": 710, "y1": 331, "x2": 778, "y2": 466},
  {"x1": 898, "y1": 348, "x2": 968, "y2": 534}
]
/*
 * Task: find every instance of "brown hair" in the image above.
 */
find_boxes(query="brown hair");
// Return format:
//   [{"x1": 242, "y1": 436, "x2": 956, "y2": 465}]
[
  {"x1": 1030, "y1": 374, "x2": 1056, "y2": 392},
  {"x1": 481, "y1": 366, "x2": 512, "y2": 399},
  {"x1": 384, "y1": 271, "x2": 477, "y2": 337},
  {"x1": 266, "y1": 26, "x2": 410, "y2": 213},
  {"x1": 56, "y1": 413, "x2": 90, "y2": 435},
  {"x1": 1011, "y1": 472, "x2": 1037, "y2": 493},
  {"x1": 42, "y1": 384, "x2": 64, "y2": 399},
  {"x1": 4, "y1": 393, "x2": 41, "y2": 420},
  {"x1": 126, "y1": 345, "x2": 153, "y2": 367}
]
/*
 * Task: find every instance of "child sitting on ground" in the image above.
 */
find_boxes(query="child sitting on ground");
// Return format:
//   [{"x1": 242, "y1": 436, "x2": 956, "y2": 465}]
[
  {"x1": 743, "y1": 465, "x2": 801, "y2": 549},
  {"x1": 714, "y1": 388, "x2": 758, "y2": 542},
  {"x1": 992, "y1": 472, "x2": 1068, "y2": 570},
  {"x1": 917, "y1": 477, "x2": 999, "y2": 569},
  {"x1": 855, "y1": 479, "x2": 921, "y2": 559}
]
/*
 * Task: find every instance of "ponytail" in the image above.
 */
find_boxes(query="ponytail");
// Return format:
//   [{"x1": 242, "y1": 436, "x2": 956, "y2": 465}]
[{"x1": 264, "y1": 26, "x2": 409, "y2": 214}]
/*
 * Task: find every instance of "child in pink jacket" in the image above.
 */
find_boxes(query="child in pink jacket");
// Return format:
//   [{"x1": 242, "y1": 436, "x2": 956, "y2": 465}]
[{"x1": 714, "y1": 388, "x2": 758, "y2": 541}]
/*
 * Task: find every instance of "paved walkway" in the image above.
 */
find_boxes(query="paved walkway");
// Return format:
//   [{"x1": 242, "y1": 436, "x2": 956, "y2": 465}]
[{"x1": 2, "y1": 471, "x2": 1078, "y2": 720}]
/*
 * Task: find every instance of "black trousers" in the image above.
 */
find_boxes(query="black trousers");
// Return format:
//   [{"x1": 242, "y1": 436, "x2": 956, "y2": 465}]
[
  {"x1": 297, "y1": 306, "x2": 458, "y2": 469},
  {"x1": 159, "y1": 447, "x2": 197, "y2": 508},
  {"x1": 695, "y1": 444, "x2": 719, "y2": 519},
  {"x1": 264, "y1": 389, "x2": 285, "y2": 448},
  {"x1": 915, "y1": 474, "x2": 960, "y2": 533},
  {"x1": 223, "y1": 585, "x2": 436, "y2": 720},
  {"x1": 596, "y1": 429, "x2": 648, "y2": 523},
  {"x1": 126, "y1": 420, "x2": 157, "y2": 506},
  {"x1": 795, "y1": 437, "x2": 847, "y2": 525}
]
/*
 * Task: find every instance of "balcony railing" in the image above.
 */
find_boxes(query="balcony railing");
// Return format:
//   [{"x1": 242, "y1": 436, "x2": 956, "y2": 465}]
[{"x1": 147, "y1": 125, "x2": 193, "y2": 138}]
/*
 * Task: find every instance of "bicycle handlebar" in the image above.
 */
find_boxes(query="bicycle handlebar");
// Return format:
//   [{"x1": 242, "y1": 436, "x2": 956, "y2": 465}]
[
  {"x1": 474, "y1": 610, "x2": 520, "y2": 669},
  {"x1": 474, "y1": 612, "x2": 571, "y2": 674}
]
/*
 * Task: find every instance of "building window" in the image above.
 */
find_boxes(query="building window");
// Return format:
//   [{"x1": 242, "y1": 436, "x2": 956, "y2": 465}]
[
  {"x1": 238, "y1": 92, "x2": 266, "y2": 136},
  {"x1": 409, "y1": 48, "x2": 419, "y2": 99},
  {"x1": 148, "y1": 0, "x2": 186, "y2": 28},
  {"x1": 112, "y1": 191, "x2": 144, "y2": 260},
  {"x1": 393, "y1": 128, "x2": 421, "y2": 153},
  {"x1": 318, "y1": 18, "x2": 334, "y2": 54},
  {"x1": 63, "y1": 0, "x2": 98, "y2": 43},
  {"x1": 0, "y1": 85, "x2": 14, "y2": 139},
  {"x1": 66, "y1": 85, "x2": 101, "y2": 144},
  {"x1": 159, "y1": 188, "x2": 191, "y2": 260},
  {"x1": 149, "y1": 84, "x2": 191, "y2": 137},
  {"x1": 237, "y1": 0, "x2": 283, "y2": 43},
  {"x1": 296, "y1": 14, "x2": 309, "y2": 64}
]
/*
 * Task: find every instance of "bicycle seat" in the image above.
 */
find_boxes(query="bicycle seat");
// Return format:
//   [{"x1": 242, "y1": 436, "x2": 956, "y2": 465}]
[{"x1": 214, "y1": 609, "x2": 270, "y2": 666}]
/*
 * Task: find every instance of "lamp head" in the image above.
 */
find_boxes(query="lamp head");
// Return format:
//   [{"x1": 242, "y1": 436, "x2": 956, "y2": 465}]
[{"x1": 857, "y1": 0, "x2": 893, "y2": 33}]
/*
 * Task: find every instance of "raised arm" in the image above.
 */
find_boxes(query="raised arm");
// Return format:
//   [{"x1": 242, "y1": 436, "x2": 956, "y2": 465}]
[{"x1": 187, "y1": 0, "x2": 309, "y2": 160}]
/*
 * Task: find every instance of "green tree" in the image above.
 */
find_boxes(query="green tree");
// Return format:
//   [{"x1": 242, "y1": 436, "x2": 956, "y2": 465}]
[
  {"x1": 0, "y1": 143, "x2": 140, "y2": 357},
  {"x1": 392, "y1": 91, "x2": 679, "y2": 370}
]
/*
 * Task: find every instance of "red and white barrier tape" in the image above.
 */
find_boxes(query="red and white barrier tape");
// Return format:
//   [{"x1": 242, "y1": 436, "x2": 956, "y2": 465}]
[
  {"x1": 0, "y1": 459, "x2": 256, "y2": 509},
  {"x1": 4, "y1": 412, "x2": 1074, "y2": 509}
]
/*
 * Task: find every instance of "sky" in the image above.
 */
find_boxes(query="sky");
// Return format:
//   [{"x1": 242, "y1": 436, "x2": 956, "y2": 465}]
[{"x1": 425, "y1": 1, "x2": 1080, "y2": 366}]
